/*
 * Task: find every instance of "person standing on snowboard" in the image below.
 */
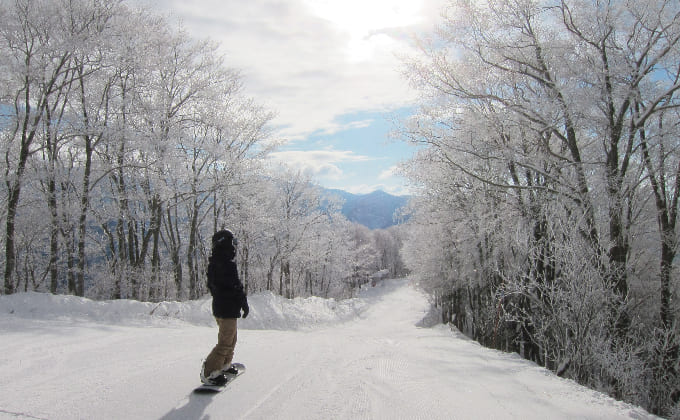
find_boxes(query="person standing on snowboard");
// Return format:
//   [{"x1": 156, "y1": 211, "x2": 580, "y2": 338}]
[{"x1": 201, "y1": 229, "x2": 250, "y2": 386}]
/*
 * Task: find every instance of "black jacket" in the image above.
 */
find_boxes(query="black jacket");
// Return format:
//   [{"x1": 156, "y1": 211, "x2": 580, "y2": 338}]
[{"x1": 207, "y1": 256, "x2": 249, "y2": 319}]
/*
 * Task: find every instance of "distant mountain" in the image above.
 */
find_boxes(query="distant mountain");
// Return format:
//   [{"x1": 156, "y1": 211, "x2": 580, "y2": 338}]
[{"x1": 326, "y1": 189, "x2": 410, "y2": 229}]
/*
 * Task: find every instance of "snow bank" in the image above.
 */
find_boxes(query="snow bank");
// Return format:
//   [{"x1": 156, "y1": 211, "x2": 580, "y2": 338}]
[
  {"x1": 241, "y1": 291, "x2": 369, "y2": 330},
  {"x1": 0, "y1": 289, "x2": 371, "y2": 330}
]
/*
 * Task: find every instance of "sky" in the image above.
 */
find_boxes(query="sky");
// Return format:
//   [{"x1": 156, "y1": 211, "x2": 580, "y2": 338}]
[{"x1": 135, "y1": 0, "x2": 448, "y2": 195}]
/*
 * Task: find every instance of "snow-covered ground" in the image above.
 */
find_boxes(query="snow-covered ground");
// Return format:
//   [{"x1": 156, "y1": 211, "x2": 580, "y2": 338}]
[{"x1": 0, "y1": 279, "x2": 658, "y2": 420}]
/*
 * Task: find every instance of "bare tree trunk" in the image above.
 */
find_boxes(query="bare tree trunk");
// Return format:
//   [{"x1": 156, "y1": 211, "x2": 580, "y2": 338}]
[
  {"x1": 4, "y1": 181, "x2": 20, "y2": 294},
  {"x1": 43, "y1": 104, "x2": 64, "y2": 294},
  {"x1": 75, "y1": 133, "x2": 93, "y2": 297},
  {"x1": 241, "y1": 241, "x2": 250, "y2": 294},
  {"x1": 163, "y1": 205, "x2": 183, "y2": 300},
  {"x1": 149, "y1": 195, "x2": 163, "y2": 301},
  {"x1": 639, "y1": 111, "x2": 679, "y2": 328},
  {"x1": 279, "y1": 260, "x2": 285, "y2": 296},
  {"x1": 187, "y1": 198, "x2": 200, "y2": 300},
  {"x1": 47, "y1": 172, "x2": 59, "y2": 293}
]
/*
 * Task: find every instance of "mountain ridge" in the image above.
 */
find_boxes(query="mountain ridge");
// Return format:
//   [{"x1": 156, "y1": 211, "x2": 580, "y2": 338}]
[{"x1": 326, "y1": 189, "x2": 409, "y2": 229}]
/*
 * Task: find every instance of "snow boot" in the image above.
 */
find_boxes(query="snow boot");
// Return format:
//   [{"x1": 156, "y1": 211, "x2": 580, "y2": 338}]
[
  {"x1": 201, "y1": 362, "x2": 228, "y2": 386},
  {"x1": 222, "y1": 364, "x2": 239, "y2": 375}
]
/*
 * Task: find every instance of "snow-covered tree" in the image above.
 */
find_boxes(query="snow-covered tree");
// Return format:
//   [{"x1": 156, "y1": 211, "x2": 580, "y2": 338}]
[
  {"x1": 399, "y1": 0, "x2": 680, "y2": 415},
  {"x1": 0, "y1": 1, "x2": 277, "y2": 300}
]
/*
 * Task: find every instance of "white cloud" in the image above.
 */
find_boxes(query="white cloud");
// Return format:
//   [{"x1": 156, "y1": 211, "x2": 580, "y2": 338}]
[
  {"x1": 315, "y1": 119, "x2": 375, "y2": 137},
  {"x1": 378, "y1": 165, "x2": 397, "y2": 180},
  {"x1": 268, "y1": 149, "x2": 373, "y2": 179}
]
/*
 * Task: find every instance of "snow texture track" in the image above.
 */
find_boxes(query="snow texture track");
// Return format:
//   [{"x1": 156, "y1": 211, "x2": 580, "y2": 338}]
[{"x1": 0, "y1": 278, "x2": 658, "y2": 419}]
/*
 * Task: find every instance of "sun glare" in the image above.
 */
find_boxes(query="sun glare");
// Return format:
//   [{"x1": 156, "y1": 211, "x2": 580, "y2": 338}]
[{"x1": 305, "y1": 0, "x2": 423, "y2": 61}]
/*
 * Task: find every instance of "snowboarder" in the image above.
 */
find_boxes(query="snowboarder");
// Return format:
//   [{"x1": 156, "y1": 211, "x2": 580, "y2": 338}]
[{"x1": 200, "y1": 229, "x2": 250, "y2": 386}]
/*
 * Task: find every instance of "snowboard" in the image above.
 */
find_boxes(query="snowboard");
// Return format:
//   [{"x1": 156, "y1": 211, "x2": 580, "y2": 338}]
[{"x1": 194, "y1": 362, "x2": 246, "y2": 394}]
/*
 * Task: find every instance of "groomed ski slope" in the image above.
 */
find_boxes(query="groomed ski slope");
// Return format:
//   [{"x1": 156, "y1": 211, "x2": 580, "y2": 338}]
[{"x1": 0, "y1": 279, "x2": 657, "y2": 420}]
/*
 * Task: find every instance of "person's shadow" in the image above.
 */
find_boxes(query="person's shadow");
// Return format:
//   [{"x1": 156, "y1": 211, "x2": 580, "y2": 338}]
[{"x1": 159, "y1": 392, "x2": 214, "y2": 420}]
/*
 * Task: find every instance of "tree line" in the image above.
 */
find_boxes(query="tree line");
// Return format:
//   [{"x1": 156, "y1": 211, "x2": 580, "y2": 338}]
[
  {"x1": 0, "y1": 0, "x2": 406, "y2": 302},
  {"x1": 399, "y1": 0, "x2": 680, "y2": 417}
]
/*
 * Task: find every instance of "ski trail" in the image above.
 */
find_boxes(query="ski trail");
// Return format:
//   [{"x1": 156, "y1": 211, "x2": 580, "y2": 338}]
[
  {"x1": 239, "y1": 355, "x2": 310, "y2": 419},
  {"x1": 203, "y1": 278, "x2": 655, "y2": 419}
]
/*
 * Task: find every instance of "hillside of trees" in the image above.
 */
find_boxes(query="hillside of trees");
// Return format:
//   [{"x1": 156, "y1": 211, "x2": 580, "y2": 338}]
[
  {"x1": 397, "y1": 0, "x2": 680, "y2": 417},
  {"x1": 327, "y1": 189, "x2": 409, "y2": 229},
  {"x1": 0, "y1": 0, "x2": 406, "y2": 302}
]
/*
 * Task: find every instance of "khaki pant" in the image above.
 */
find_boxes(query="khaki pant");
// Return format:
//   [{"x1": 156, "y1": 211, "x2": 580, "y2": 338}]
[{"x1": 204, "y1": 317, "x2": 238, "y2": 376}]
